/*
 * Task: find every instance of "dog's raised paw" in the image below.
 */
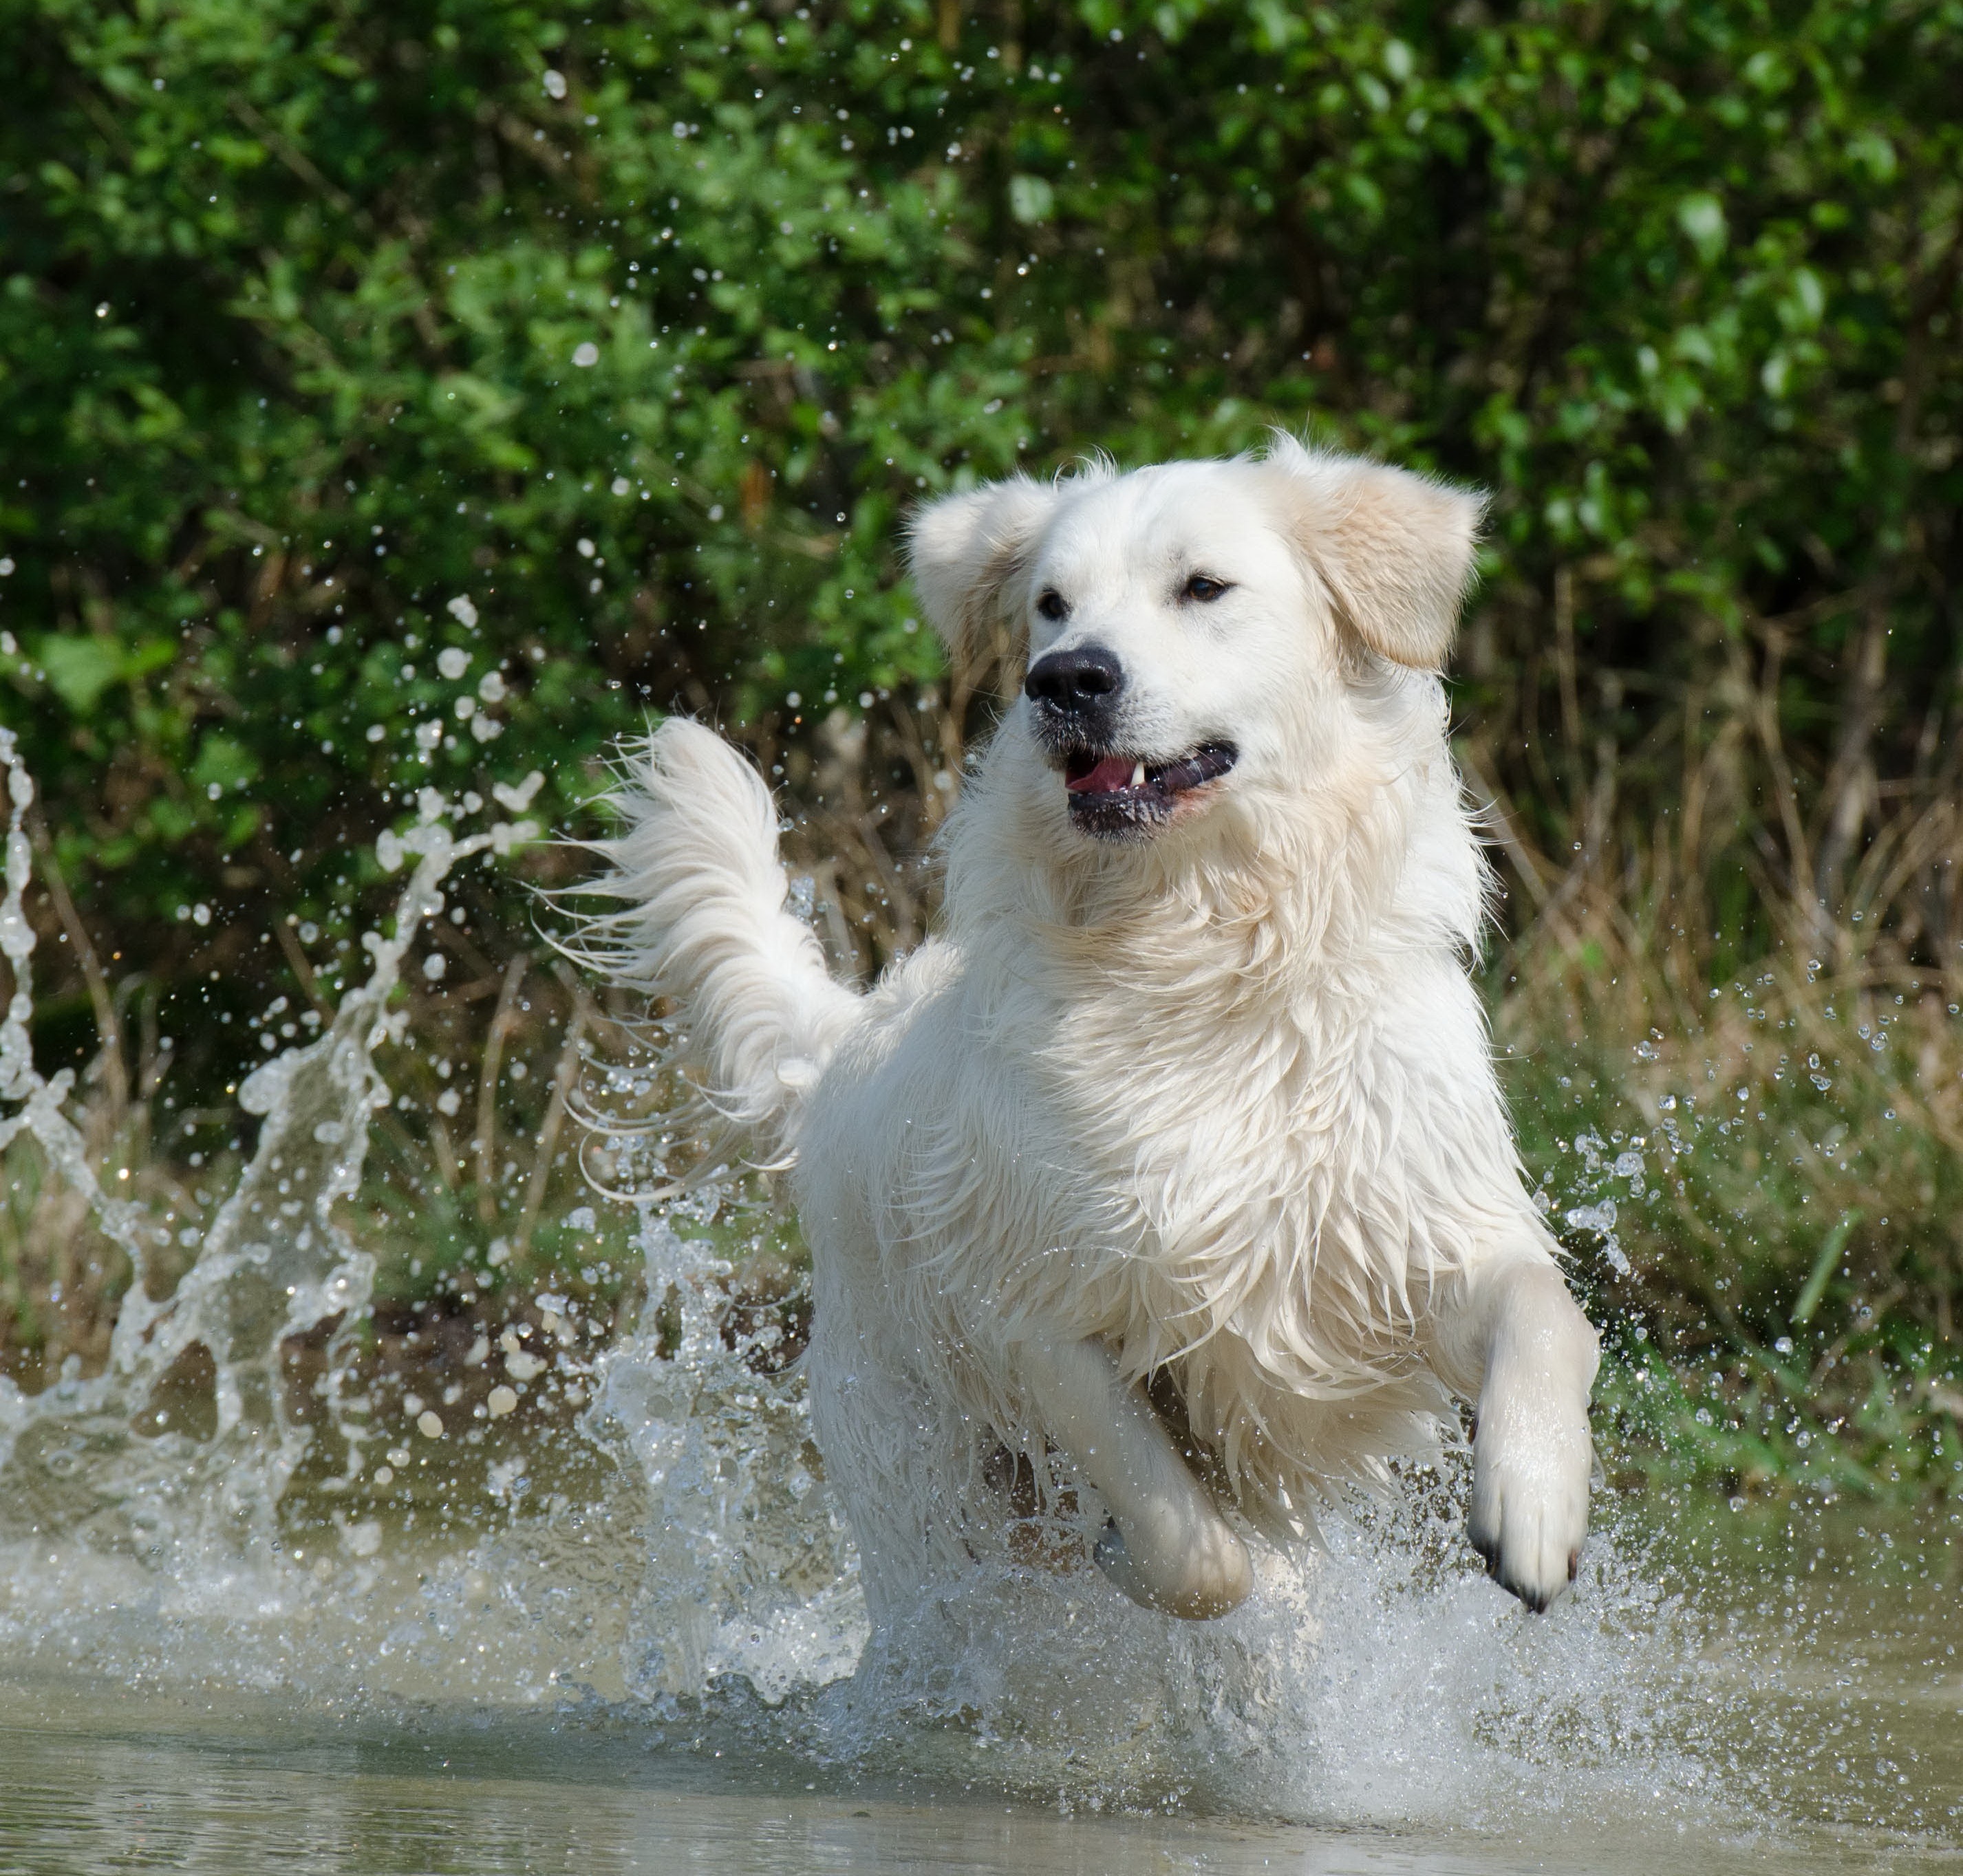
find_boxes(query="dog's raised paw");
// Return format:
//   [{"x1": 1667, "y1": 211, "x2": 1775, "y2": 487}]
[
  {"x1": 1462, "y1": 1261, "x2": 1600, "y2": 1614},
  {"x1": 1466, "y1": 1442, "x2": 1589, "y2": 1613}
]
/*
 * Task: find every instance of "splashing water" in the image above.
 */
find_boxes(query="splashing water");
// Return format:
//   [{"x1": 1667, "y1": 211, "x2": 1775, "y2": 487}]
[
  {"x1": 592, "y1": 1203, "x2": 865, "y2": 1706},
  {"x1": 0, "y1": 736, "x2": 537, "y2": 1591},
  {"x1": 0, "y1": 726, "x2": 861, "y2": 1710},
  {"x1": 0, "y1": 729, "x2": 1955, "y2": 1859}
]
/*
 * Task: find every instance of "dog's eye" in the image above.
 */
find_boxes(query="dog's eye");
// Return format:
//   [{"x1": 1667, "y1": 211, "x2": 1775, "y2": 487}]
[
  {"x1": 1183, "y1": 574, "x2": 1232, "y2": 604},
  {"x1": 1036, "y1": 590, "x2": 1068, "y2": 621}
]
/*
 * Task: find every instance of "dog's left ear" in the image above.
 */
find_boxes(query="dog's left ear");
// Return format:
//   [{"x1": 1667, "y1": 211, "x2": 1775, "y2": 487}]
[
  {"x1": 1265, "y1": 436, "x2": 1485, "y2": 671},
  {"x1": 907, "y1": 477, "x2": 1060, "y2": 674}
]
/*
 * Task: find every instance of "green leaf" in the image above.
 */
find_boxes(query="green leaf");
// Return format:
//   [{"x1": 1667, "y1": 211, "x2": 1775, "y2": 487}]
[
  {"x1": 38, "y1": 636, "x2": 125, "y2": 713},
  {"x1": 1675, "y1": 193, "x2": 1728, "y2": 263},
  {"x1": 191, "y1": 733, "x2": 260, "y2": 795}
]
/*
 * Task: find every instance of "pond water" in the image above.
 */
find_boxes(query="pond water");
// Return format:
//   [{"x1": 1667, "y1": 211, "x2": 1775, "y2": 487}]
[
  {"x1": 1, "y1": 739, "x2": 1960, "y2": 1874},
  {"x1": 0, "y1": 1490, "x2": 1957, "y2": 1873}
]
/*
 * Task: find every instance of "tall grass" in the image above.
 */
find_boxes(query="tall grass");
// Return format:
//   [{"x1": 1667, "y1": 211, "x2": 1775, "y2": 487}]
[{"x1": 1465, "y1": 645, "x2": 1963, "y2": 1498}]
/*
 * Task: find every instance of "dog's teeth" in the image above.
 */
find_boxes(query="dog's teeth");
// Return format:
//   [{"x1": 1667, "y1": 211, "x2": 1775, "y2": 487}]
[{"x1": 1130, "y1": 762, "x2": 1146, "y2": 789}]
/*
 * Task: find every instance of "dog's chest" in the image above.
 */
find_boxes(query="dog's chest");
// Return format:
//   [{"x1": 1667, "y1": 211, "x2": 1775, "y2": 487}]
[{"x1": 1010, "y1": 964, "x2": 1368, "y2": 1273}]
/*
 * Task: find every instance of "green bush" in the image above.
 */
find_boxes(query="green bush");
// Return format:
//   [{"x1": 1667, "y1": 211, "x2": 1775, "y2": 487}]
[{"x1": 6, "y1": 0, "x2": 1960, "y2": 980}]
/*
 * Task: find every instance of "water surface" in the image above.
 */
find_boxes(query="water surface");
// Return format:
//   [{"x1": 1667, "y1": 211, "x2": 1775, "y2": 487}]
[{"x1": 1, "y1": 1489, "x2": 1957, "y2": 1874}]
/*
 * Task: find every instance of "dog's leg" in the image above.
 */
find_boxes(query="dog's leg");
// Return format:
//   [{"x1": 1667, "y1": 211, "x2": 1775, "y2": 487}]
[
  {"x1": 1433, "y1": 1258, "x2": 1600, "y2": 1612},
  {"x1": 1014, "y1": 1335, "x2": 1252, "y2": 1620},
  {"x1": 804, "y1": 1286, "x2": 982, "y2": 1623}
]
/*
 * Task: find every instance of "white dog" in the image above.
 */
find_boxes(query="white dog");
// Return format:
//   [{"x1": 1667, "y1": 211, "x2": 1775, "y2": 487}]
[{"x1": 580, "y1": 436, "x2": 1600, "y2": 1624}]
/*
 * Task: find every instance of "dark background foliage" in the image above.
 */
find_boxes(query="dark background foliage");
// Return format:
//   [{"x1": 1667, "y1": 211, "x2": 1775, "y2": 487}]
[{"x1": 2, "y1": 0, "x2": 1961, "y2": 1480}]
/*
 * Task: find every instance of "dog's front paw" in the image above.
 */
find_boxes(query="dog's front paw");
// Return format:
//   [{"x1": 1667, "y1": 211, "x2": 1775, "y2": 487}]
[
  {"x1": 1458, "y1": 1259, "x2": 1600, "y2": 1613},
  {"x1": 1093, "y1": 1516, "x2": 1253, "y2": 1621},
  {"x1": 1466, "y1": 1410, "x2": 1592, "y2": 1612}
]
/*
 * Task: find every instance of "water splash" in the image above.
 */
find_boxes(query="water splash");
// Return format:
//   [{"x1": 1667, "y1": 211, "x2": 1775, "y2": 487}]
[
  {"x1": 0, "y1": 733, "x2": 535, "y2": 1577},
  {"x1": 590, "y1": 1203, "x2": 864, "y2": 1705},
  {"x1": 0, "y1": 729, "x2": 861, "y2": 1716}
]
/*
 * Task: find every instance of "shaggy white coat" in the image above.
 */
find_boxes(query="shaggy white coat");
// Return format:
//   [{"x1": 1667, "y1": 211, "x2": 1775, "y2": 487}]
[{"x1": 578, "y1": 437, "x2": 1600, "y2": 1622}]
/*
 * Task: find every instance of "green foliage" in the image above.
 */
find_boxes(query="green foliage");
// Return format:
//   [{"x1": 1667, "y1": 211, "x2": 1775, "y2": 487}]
[
  {"x1": 4, "y1": 0, "x2": 1959, "y2": 974},
  {"x1": 1502, "y1": 963, "x2": 1963, "y2": 1496}
]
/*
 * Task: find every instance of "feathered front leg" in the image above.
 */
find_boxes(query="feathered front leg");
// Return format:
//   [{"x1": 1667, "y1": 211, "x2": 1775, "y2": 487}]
[
  {"x1": 1428, "y1": 1255, "x2": 1600, "y2": 1611},
  {"x1": 1013, "y1": 1333, "x2": 1253, "y2": 1621}
]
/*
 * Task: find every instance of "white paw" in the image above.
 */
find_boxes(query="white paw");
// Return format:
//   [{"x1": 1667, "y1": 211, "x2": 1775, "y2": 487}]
[
  {"x1": 1457, "y1": 1260, "x2": 1600, "y2": 1613},
  {"x1": 1467, "y1": 1407, "x2": 1593, "y2": 1611},
  {"x1": 1093, "y1": 1516, "x2": 1254, "y2": 1621}
]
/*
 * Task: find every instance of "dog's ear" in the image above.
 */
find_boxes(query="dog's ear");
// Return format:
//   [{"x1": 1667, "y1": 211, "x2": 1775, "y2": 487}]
[
  {"x1": 1265, "y1": 435, "x2": 1485, "y2": 671},
  {"x1": 907, "y1": 477, "x2": 1059, "y2": 675}
]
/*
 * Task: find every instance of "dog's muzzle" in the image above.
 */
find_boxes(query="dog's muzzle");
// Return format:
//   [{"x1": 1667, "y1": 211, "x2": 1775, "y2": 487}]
[{"x1": 1024, "y1": 643, "x2": 1236, "y2": 839}]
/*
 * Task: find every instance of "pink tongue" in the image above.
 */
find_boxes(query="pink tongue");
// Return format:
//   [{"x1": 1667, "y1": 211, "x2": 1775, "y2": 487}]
[{"x1": 1067, "y1": 755, "x2": 1137, "y2": 795}]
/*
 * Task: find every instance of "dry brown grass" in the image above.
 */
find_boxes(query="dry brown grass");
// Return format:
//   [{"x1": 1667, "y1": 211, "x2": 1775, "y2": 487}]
[{"x1": 1464, "y1": 676, "x2": 1963, "y2": 1494}]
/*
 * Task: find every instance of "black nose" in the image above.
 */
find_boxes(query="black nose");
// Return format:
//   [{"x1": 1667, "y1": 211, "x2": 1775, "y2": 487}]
[{"x1": 1025, "y1": 644, "x2": 1124, "y2": 713}]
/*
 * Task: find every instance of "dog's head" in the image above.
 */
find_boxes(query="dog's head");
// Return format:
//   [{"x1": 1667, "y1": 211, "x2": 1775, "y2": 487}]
[{"x1": 909, "y1": 438, "x2": 1484, "y2": 845}]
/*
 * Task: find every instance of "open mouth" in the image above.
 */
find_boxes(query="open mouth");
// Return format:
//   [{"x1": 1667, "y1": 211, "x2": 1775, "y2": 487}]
[{"x1": 1061, "y1": 742, "x2": 1238, "y2": 836}]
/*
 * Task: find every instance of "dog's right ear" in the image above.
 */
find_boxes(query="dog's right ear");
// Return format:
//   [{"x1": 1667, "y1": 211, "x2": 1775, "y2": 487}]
[{"x1": 907, "y1": 477, "x2": 1059, "y2": 675}]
